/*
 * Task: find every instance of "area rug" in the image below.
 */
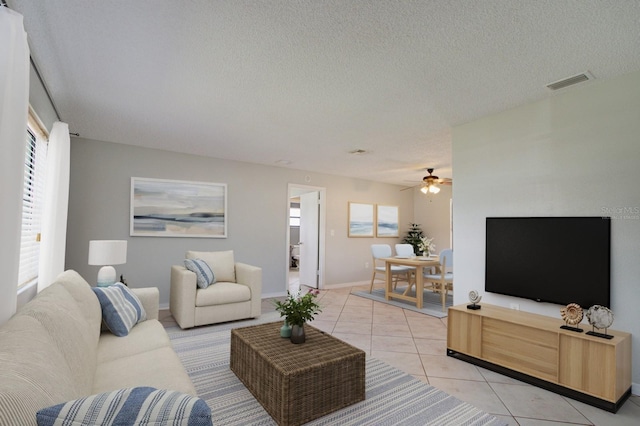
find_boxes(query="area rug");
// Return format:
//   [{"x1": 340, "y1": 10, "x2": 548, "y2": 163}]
[
  {"x1": 353, "y1": 287, "x2": 453, "y2": 318},
  {"x1": 167, "y1": 320, "x2": 505, "y2": 425}
]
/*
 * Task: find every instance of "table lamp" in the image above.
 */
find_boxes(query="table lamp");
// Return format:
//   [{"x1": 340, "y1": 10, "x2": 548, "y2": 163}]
[{"x1": 88, "y1": 240, "x2": 127, "y2": 287}]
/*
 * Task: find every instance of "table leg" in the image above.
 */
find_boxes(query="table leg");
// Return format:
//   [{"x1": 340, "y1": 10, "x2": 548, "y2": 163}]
[
  {"x1": 416, "y1": 265, "x2": 423, "y2": 309},
  {"x1": 385, "y1": 263, "x2": 392, "y2": 300}
]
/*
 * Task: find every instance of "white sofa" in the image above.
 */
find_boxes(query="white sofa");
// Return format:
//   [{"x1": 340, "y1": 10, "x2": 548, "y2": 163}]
[
  {"x1": 170, "y1": 250, "x2": 262, "y2": 329},
  {"x1": 0, "y1": 270, "x2": 196, "y2": 425}
]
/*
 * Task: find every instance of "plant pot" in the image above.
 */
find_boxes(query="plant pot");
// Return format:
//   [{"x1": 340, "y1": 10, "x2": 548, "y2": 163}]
[
  {"x1": 290, "y1": 323, "x2": 306, "y2": 344},
  {"x1": 280, "y1": 320, "x2": 291, "y2": 338}
]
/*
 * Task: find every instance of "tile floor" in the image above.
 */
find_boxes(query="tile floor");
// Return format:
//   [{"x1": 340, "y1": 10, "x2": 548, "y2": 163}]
[{"x1": 160, "y1": 283, "x2": 640, "y2": 426}]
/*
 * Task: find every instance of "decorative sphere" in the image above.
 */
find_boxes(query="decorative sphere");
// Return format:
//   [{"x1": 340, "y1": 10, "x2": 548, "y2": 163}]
[
  {"x1": 586, "y1": 305, "x2": 614, "y2": 330},
  {"x1": 468, "y1": 290, "x2": 482, "y2": 304},
  {"x1": 560, "y1": 303, "x2": 583, "y2": 326}
]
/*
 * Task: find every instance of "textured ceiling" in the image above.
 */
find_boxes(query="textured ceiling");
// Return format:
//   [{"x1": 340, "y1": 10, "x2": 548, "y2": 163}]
[{"x1": 8, "y1": 0, "x2": 640, "y2": 186}]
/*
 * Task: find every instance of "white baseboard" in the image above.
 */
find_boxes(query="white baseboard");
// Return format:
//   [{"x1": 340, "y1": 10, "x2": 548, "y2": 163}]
[
  {"x1": 322, "y1": 280, "x2": 370, "y2": 289},
  {"x1": 159, "y1": 302, "x2": 169, "y2": 311},
  {"x1": 261, "y1": 280, "x2": 370, "y2": 299},
  {"x1": 632, "y1": 382, "x2": 639, "y2": 396}
]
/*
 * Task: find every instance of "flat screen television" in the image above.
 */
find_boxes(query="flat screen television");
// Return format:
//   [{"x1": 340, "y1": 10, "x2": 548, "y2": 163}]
[{"x1": 485, "y1": 217, "x2": 610, "y2": 308}]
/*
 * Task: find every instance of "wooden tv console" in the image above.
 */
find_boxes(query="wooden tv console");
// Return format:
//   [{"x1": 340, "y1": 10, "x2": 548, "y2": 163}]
[{"x1": 447, "y1": 303, "x2": 631, "y2": 412}]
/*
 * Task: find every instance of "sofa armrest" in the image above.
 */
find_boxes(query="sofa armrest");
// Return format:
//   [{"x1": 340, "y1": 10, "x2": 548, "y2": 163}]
[
  {"x1": 131, "y1": 287, "x2": 159, "y2": 320},
  {"x1": 170, "y1": 265, "x2": 197, "y2": 329},
  {"x1": 235, "y1": 262, "x2": 262, "y2": 318}
]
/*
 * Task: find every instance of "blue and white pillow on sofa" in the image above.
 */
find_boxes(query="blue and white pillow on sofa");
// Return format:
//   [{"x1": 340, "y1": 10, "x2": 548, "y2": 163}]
[
  {"x1": 184, "y1": 258, "x2": 215, "y2": 289},
  {"x1": 92, "y1": 283, "x2": 146, "y2": 337},
  {"x1": 36, "y1": 387, "x2": 212, "y2": 426}
]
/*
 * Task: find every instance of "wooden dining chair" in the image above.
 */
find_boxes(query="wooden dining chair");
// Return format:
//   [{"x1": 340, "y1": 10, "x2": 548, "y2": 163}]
[
  {"x1": 422, "y1": 248, "x2": 453, "y2": 311},
  {"x1": 369, "y1": 244, "x2": 413, "y2": 293}
]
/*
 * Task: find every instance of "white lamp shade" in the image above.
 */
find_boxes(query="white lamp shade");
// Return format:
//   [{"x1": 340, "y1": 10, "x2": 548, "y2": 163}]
[
  {"x1": 88, "y1": 240, "x2": 127, "y2": 266},
  {"x1": 88, "y1": 240, "x2": 127, "y2": 286}
]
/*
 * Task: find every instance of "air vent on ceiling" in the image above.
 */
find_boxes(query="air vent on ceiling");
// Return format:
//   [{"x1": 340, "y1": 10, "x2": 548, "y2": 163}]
[{"x1": 546, "y1": 72, "x2": 593, "y2": 91}]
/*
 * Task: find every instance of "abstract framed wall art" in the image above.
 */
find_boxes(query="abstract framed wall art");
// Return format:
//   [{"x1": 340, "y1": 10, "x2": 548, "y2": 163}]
[
  {"x1": 348, "y1": 202, "x2": 374, "y2": 237},
  {"x1": 130, "y1": 177, "x2": 227, "y2": 238},
  {"x1": 376, "y1": 205, "x2": 399, "y2": 237}
]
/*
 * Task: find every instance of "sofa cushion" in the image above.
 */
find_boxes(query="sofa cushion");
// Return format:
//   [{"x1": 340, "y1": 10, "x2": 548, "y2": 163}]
[
  {"x1": 97, "y1": 320, "x2": 171, "y2": 364},
  {"x1": 93, "y1": 347, "x2": 197, "y2": 396},
  {"x1": 195, "y1": 282, "x2": 251, "y2": 307},
  {"x1": 187, "y1": 250, "x2": 236, "y2": 283},
  {"x1": 93, "y1": 283, "x2": 147, "y2": 337},
  {"x1": 0, "y1": 314, "x2": 81, "y2": 426},
  {"x1": 36, "y1": 387, "x2": 212, "y2": 426},
  {"x1": 184, "y1": 258, "x2": 215, "y2": 288}
]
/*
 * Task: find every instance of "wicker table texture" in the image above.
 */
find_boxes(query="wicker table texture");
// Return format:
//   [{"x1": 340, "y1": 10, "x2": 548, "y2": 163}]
[{"x1": 230, "y1": 321, "x2": 366, "y2": 426}]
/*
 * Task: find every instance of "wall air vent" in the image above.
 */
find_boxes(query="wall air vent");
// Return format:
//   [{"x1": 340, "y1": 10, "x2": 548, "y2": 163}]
[{"x1": 546, "y1": 72, "x2": 593, "y2": 91}]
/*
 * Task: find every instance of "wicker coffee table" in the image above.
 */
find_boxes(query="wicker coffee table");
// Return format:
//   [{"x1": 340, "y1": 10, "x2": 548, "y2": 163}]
[{"x1": 230, "y1": 321, "x2": 365, "y2": 426}]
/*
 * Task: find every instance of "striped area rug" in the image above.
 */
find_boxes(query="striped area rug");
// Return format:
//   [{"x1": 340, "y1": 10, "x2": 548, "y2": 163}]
[{"x1": 167, "y1": 318, "x2": 506, "y2": 426}]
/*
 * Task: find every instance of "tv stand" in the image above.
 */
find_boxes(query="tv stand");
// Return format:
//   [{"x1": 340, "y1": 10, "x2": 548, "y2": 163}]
[{"x1": 447, "y1": 304, "x2": 631, "y2": 413}]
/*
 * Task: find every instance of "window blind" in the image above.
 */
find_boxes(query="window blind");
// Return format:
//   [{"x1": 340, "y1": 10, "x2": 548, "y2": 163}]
[{"x1": 18, "y1": 126, "x2": 48, "y2": 288}]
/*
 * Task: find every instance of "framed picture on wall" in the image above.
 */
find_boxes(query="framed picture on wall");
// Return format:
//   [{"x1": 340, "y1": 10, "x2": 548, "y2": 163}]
[
  {"x1": 376, "y1": 205, "x2": 399, "y2": 237},
  {"x1": 348, "y1": 202, "x2": 374, "y2": 237},
  {"x1": 130, "y1": 177, "x2": 227, "y2": 238}
]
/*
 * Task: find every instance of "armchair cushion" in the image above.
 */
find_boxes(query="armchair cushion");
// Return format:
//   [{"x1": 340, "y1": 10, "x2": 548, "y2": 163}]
[
  {"x1": 187, "y1": 250, "x2": 235, "y2": 283},
  {"x1": 184, "y1": 258, "x2": 215, "y2": 288},
  {"x1": 92, "y1": 283, "x2": 147, "y2": 337},
  {"x1": 195, "y1": 282, "x2": 251, "y2": 307}
]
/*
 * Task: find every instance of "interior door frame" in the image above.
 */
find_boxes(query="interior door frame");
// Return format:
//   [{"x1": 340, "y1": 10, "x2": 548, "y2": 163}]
[{"x1": 286, "y1": 183, "x2": 326, "y2": 291}]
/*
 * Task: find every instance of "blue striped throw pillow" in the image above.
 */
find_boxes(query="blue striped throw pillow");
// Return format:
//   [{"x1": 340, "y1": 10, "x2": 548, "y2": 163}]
[
  {"x1": 36, "y1": 387, "x2": 212, "y2": 426},
  {"x1": 184, "y1": 258, "x2": 215, "y2": 289},
  {"x1": 92, "y1": 283, "x2": 147, "y2": 337}
]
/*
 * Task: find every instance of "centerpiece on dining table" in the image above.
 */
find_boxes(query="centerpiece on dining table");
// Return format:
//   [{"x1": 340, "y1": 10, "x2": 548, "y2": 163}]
[
  {"x1": 418, "y1": 237, "x2": 435, "y2": 257},
  {"x1": 274, "y1": 288, "x2": 322, "y2": 344}
]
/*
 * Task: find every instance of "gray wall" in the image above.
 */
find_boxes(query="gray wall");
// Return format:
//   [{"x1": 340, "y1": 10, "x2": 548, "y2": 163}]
[
  {"x1": 66, "y1": 138, "x2": 414, "y2": 303},
  {"x1": 452, "y1": 70, "x2": 640, "y2": 390}
]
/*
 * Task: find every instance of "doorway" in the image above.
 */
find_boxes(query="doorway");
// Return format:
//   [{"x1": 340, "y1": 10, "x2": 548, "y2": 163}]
[{"x1": 287, "y1": 184, "x2": 325, "y2": 292}]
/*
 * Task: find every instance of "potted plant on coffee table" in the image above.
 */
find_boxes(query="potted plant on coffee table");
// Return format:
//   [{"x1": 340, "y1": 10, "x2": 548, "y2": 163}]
[{"x1": 274, "y1": 289, "x2": 322, "y2": 344}]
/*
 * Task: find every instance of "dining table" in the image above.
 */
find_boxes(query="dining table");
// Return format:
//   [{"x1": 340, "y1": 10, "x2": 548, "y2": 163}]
[{"x1": 381, "y1": 256, "x2": 440, "y2": 309}]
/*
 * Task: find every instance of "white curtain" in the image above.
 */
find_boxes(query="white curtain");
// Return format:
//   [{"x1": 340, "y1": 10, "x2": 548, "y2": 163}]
[
  {"x1": 0, "y1": 7, "x2": 29, "y2": 324},
  {"x1": 38, "y1": 121, "x2": 70, "y2": 291}
]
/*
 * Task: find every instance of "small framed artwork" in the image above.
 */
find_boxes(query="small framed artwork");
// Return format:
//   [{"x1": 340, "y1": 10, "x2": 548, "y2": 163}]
[
  {"x1": 376, "y1": 205, "x2": 399, "y2": 237},
  {"x1": 348, "y1": 202, "x2": 375, "y2": 237},
  {"x1": 130, "y1": 177, "x2": 227, "y2": 238}
]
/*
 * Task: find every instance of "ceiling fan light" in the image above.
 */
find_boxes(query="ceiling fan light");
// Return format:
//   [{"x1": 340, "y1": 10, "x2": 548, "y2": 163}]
[
  {"x1": 420, "y1": 186, "x2": 428, "y2": 194},
  {"x1": 429, "y1": 185, "x2": 440, "y2": 194}
]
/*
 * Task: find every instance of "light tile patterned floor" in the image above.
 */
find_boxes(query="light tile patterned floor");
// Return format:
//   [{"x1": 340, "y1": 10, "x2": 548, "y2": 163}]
[{"x1": 160, "y1": 283, "x2": 640, "y2": 426}]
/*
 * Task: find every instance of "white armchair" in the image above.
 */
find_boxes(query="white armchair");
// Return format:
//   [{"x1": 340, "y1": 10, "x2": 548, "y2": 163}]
[{"x1": 170, "y1": 250, "x2": 262, "y2": 329}]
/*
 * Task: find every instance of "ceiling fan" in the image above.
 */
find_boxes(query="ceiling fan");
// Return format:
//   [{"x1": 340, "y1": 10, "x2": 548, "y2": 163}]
[{"x1": 402, "y1": 168, "x2": 452, "y2": 194}]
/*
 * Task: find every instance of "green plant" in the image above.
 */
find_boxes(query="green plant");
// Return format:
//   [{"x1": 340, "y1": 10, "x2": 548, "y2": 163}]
[
  {"x1": 402, "y1": 223, "x2": 425, "y2": 255},
  {"x1": 274, "y1": 289, "x2": 322, "y2": 326}
]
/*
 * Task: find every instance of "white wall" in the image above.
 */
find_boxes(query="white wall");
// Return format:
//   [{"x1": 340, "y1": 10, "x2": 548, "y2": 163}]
[
  {"x1": 66, "y1": 138, "x2": 414, "y2": 303},
  {"x1": 453, "y1": 70, "x2": 640, "y2": 389},
  {"x1": 413, "y1": 185, "x2": 452, "y2": 253}
]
